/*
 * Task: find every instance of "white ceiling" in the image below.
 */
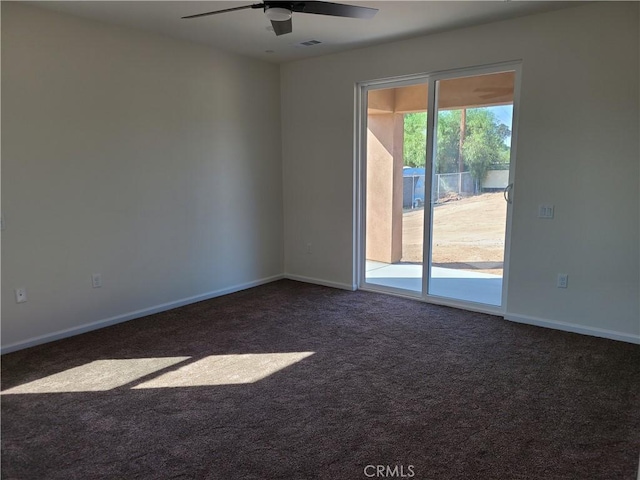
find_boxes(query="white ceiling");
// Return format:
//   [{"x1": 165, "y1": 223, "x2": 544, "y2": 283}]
[{"x1": 33, "y1": 1, "x2": 580, "y2": 63}]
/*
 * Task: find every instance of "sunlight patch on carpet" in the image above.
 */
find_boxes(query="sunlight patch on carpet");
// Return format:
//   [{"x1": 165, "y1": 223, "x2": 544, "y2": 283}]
[
  {"x1": 1, "y1": 357, "x2": 189, "y2": 394},
  {"x1": 132, "y1": 352, "x2": 315, "y2": 388}
]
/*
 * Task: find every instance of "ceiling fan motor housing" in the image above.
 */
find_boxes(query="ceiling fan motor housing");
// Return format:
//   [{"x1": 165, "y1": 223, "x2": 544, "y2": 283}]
[{"x1": 264, "y1": 5, "x2": 293, "y2": 21}]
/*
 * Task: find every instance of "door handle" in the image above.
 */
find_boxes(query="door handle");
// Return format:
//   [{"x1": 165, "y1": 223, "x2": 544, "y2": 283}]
[{"x1": 504, "y1": 183, "x2": 513, "y2": 204}]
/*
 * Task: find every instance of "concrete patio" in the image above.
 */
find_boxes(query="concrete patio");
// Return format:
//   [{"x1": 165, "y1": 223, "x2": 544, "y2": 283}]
[{"x1": 365, "y1": 260, "x2": 502, "y2": 306}]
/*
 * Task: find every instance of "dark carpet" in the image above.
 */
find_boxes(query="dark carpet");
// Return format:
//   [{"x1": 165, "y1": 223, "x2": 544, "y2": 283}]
[{"x1": 2, "y1": 280, "x2": 639, "y2": 479}]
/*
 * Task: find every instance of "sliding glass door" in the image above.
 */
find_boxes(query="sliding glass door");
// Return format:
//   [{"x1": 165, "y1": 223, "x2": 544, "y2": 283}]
[
  {"x1": 426, "y1": 69, "x2": 517, "y2": 307},
  {"x1": 359, "y1": 63, "x2": 520, "y2": 313},
  {"x1": 363, "y1": 83, "x2": 427, "y2": 295}
]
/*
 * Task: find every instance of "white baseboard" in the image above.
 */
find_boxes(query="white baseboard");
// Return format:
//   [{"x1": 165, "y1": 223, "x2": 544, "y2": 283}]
[
  {"x1": 504, "y1": 313, "x2": 640, "y2": 344},
  {"x1": 0, "y1": 274, "x2": 284, "y2": 355},
  {"x1": 283, "y1": 279, "x2": 640, "y2": 344},
  {"x1": 6, "y1": 277, "x2": 634, "y2": 354},
  {"x1": 284, "y1": 274, "x2": 356, "y2": 291}
]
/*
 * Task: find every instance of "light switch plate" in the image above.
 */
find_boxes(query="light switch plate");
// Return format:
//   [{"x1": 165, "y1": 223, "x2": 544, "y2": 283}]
[{"x1": 538, "y1": 205, "x2": 554, "y2": 219}]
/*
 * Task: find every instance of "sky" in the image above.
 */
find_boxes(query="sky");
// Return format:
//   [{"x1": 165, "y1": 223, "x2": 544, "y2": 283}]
[
  {"x1": 485, "y1": 104, "x2": 513, "y2": 146},
  {"x1": 486, "y1": 104, "x2": 513, "y2": 130}
]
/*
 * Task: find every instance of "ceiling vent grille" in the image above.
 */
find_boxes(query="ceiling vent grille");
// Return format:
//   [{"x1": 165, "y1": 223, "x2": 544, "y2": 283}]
[{"x1": 300, "y1": 40, "x2": 322, "y2": 46}]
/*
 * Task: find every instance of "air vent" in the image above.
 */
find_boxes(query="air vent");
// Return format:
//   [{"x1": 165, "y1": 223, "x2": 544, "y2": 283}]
[{"x1": 299, "y1": 40, "x2": 322, "y2": 47}]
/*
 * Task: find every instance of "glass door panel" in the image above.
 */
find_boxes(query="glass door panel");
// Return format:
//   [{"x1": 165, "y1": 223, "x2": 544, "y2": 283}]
[
  {"x1": 427, "y1": 71, "x2": 516, "y2": 306},
  {"x1": 364, "y1": 84, "x2": 428, "y2": 294}
]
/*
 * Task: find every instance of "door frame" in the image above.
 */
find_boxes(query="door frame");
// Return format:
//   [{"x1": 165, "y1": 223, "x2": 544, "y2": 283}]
[
  {"x1": 355, "y1": 72, "x2": 431, "y2": 299},
  {"x1": 355, "y1": 60, "x2": 523, "y2": 316}
]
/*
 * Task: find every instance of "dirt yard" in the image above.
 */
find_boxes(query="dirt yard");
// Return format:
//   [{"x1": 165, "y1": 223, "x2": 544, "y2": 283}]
[{"x1": 401, "y1": 192, "x2": 506, "y2": 275}]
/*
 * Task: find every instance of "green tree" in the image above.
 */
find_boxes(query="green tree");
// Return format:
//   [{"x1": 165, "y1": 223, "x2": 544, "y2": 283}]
[
  {"x1": 403, "y1": 112, "x2": 427, "y2": 167},
  {"x1": 402, "y1": 107, "x2": 511, "y2": 187},
  {"x1": 435, "y1": 110, "x2": 462, "y2": 174},
  {"x1": 402, "y1": 110, "x2": 464, "y2": 171},
  {"x1": 463, "y1": 109, "x2": 511, "y2": 190}
]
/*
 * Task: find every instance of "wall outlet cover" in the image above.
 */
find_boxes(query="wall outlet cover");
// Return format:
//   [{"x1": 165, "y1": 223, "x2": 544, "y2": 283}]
[
  {"x1": 91, "y1": 273, "x2": 102, "y2": 288},
  {"x1": 557, "y1": 274, "x2": 568, "y2": 288},
  {"x1": 15, "y1": 288, "x2": 27, "y2": 303}
]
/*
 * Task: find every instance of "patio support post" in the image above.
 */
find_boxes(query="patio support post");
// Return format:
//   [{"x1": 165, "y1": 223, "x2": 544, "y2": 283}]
[{"x1": 365, "y1": 112, "x2": 404, "y2": 264}]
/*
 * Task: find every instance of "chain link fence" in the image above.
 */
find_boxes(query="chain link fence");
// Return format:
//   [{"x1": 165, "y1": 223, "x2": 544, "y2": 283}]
[
  {"x1": 403, "y1": 171, "x2": 475, "y2": 208},
  {"x1": 434, "y1": 172, "x2": 474, "y2": 202}
]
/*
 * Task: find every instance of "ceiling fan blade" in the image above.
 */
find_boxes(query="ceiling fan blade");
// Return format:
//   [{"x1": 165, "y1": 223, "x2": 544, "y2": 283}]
[
  {"x1": 271, "y1": 18, "x2": 293, "y2": 36},
  {"x1": 182, "y1": 4, "x2": 262, "y2": 19},
  {"x1": 290, "y1": 1, "x2": 378, "y2": 19}
]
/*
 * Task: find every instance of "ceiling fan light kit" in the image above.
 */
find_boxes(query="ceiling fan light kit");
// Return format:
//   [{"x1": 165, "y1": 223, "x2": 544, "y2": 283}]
[
  {"x1": 182, "y1": 1, "x2": 378, "y2": 36},
  {"x1": 265, "y1": 6, "x2": 293, "y2": 22}
]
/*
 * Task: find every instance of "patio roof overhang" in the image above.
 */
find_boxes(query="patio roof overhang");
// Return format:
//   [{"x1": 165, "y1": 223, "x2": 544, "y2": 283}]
[{"x1": 368, "y1": 71, "x2": 515, "y2": 114}]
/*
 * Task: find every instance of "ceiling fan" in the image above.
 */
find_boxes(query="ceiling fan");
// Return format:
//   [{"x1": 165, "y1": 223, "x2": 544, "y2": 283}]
[{"x1": 182, "y1": 1, "x2": 379, "y2": 36}]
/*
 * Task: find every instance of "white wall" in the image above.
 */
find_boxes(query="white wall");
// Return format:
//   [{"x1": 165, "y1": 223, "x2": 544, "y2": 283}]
[
  {"x1": 1, "y1": 3, "x2": 283, "y2": 350},
  {"x1": 281, "y1": 3, "x2": 639, "y2": 340}
]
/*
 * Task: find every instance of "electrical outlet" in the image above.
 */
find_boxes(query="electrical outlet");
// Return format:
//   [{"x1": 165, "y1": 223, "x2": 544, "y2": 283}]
[
  {"x1": 538, "y1": 205, "x2": 554, "y2": 219},
  {"x1": 91, "y1": 273, "x2": 102, "y2": 288},
  {"x1": 0, "y1": 215, "x2": 5, "y2": 231},
  {"x1": 557, "y1": 274, "x2": 568, "y2": 288},
  {"x1": 15, "y1": 288, "x2": 27, "y2": 303},
  {"x1": 306, "y1": 243, "x2": 312, "y2": 254}
]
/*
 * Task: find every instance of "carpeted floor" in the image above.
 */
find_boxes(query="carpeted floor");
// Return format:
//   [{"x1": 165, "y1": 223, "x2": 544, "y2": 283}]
[{"x1": 2, "y1": 280, "x2": 639, "y2": 479}]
